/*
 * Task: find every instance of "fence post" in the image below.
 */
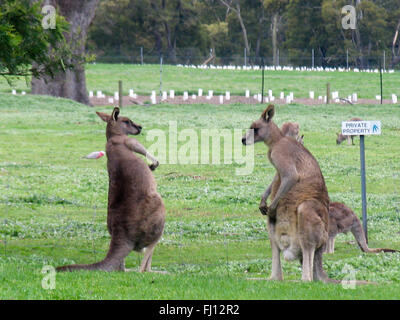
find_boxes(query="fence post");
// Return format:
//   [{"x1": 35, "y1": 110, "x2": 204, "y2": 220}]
[
  {"x1": 244, "y1": 48, "x2": 247, "y2": 67},
  {"x1": 379, "y1": 59, "x2": 383, "y2": 105},
  {"x1": 261, "y1": 58, "x2": 265, "y2": 103},
  {"x1": 326, "y1": 83, "x2": 330, "y2": 104},
  {"x1": 312, "y1": 49, "x2": 314, "y2": 68},
  {"x1": 383, "y1": 50, "x2": 386, "y2": 72},
  {"x1": 159, "y1": 55, "x2": 163, "y2": 97},
  {"x1": 140, "y1": 47, "x2": 143, "y2": 65},
  {"x1": 118, "y1": 80, "x2": 123, "y2": 108},
  {"x1": 346, "y1": 49, "x2": 349, "y2": 70}
]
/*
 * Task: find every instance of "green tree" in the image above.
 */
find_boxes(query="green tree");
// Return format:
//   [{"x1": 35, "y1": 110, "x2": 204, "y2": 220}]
[
  {"x1": 88, "y1": 0, "x2": 207, "y2": 64},
  {"x1": 0, "y1": 0, "x2": 69, "y2": 80}
]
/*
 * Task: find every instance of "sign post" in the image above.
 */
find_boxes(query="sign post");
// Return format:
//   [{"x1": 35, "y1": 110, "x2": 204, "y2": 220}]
[{"x1": 341, "y1": 120, "x2": 381, "y2": 243}]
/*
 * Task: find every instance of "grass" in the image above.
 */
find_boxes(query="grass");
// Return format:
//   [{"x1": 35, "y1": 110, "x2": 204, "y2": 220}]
[
  {"x1": 1, "y1": 63, "x2": 400, "y2": 99},
  {"x1": 0, "y1": 66, "x2": 400, "y2": 299}
]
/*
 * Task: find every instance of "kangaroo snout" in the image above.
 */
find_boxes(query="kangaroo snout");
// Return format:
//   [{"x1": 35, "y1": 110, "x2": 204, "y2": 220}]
[{"x1": 242, "y1": 137, "x2": 247, "y2": 145}]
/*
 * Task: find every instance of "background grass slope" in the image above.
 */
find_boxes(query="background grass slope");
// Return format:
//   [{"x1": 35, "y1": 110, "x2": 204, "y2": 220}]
[{"x1": 0, "y1": 77, "x2": 399, "y2": 299}]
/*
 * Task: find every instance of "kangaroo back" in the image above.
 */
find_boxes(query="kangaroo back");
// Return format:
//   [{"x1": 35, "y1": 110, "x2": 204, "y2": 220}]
[{"x1": 330, "y1": 202, "x2": 398, "y2": 253}]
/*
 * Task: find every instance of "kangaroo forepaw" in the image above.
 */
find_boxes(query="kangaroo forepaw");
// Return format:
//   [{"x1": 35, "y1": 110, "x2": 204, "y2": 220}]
[
  {"x1": 259, "y1": 204, "x2": 268, "y2": 216},
  {"x1": 260, "y1": 205, "x2": 276, "y2": 218},
  {"x1": 149, "y1": 161, "x2": 159, "y2": 171}
]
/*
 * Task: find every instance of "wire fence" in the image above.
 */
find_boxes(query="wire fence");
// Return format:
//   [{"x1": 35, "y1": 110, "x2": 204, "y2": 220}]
[{"x1": 92, "y1": 50, "x2": 398, "y2": 70}]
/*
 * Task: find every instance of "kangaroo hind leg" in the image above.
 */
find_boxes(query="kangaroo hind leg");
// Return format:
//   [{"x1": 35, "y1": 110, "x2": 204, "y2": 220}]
[{"x1": 297, "y1": 201, "x2": 328, "y2": 282}]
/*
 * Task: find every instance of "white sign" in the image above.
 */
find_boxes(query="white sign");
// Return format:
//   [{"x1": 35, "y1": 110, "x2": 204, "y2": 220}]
[{"x1": 342, "y1": 121, "x2": 381, "y2": 135}]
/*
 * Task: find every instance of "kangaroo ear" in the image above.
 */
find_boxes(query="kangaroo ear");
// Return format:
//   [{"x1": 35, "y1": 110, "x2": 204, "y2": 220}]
[
  {"x1": 111, "y1": 107, "x2": 120, "y2": 121},
  {"x1": 261, "y1": 104, "x2": 275, "y2": 122},
  {"x1": 96, "y1": 111, "x2": 110, "y2": 123}
]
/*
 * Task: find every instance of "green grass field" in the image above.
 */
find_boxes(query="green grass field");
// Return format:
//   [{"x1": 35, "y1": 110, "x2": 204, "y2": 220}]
[
  {"x1": 1, "y1": 66, "x2": 400, "y2": 300},
  {"x1": 2, "y1": 63, "x2": 400, "y2": 99}
]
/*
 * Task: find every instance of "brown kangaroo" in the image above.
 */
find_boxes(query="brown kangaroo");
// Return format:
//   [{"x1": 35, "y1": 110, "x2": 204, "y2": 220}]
[
  {"x1": 281, "y1": 121, "x2": 303, "y2": 144},
  {"x1": 336, "y1": 117, "x2": 362, "y2": 145},
  {"x1": 57, "y1": 107, "x2": 165, "y2": 272},
  {"x1": 261, "y1": 122, "x2": 304, "y2": 211},
  {"x1": 326, "y1": 202, "x2": 398, "y2": 254},
  {"x1": 242, "y1": 105, "x2": 332, "y2": 282}
]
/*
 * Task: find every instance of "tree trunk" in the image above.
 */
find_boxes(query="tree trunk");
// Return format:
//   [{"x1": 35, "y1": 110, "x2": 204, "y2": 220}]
[
  {"x1": 390, "y1": 19, "x2": 400, "y2": 68},
  {"x1": 31, "y1": 0, "x2": 99, "y2": 106},
  {"x1": 235, "y1": 4, "x2": 251, "y2": 60},
  {"x1": 271, "y1": 13, "x2": 279, "y2": 67}
]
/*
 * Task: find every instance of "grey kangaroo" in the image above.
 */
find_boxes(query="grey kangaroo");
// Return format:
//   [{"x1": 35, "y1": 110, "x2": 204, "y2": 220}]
[
  {"x1": 57, "y1": 107, "x2": 165, "y2": 272},
  {"x1": 242, "y1": 105, "x2": 333, "y2": 282},
  {"x1": 326, "y1": 202, "x2": 398, "y2": 254},
  {"x1": 336, "y1": 117, "x2": 362, "y2": 145}
]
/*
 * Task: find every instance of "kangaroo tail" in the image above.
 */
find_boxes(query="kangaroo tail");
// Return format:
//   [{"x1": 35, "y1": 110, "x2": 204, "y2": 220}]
[
  {"x1": 351, "y1": 219, "x2": 398, "y2": 253},
  {"x1": 57, "y1": 239, "x2": 132, "y2": 272}
]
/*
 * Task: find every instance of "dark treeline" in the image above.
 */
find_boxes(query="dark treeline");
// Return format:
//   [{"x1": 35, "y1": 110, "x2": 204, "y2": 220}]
[{"x1": 87, "y1": 0, "x2": 400, "y2": 68}]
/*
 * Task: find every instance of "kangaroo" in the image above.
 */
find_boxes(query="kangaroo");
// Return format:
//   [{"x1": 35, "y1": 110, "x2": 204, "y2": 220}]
[
  {"x1": 281, "y1": 122, "x2": 299, "y2": 139},
  {"x1": 57, "y1": 107, "x2": 165, "y2": 272},
  {"x1": 261, "y1": 122, "x2": 304, "y2": 211},
  {"x1": 326, "y1": 202, "x2": 398, "y2": 254},
  {"x1": 336, "y1": 117, "x2": 362, "y2": 145},
  {"x1": 242, "y1": 105, "x2": 332, "y2": 282},
  {"x1": 281, "y1": 121, "x2": 303, "y2": 144}
]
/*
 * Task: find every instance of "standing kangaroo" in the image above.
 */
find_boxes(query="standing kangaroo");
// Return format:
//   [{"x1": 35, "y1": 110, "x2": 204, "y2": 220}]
[
  {"x1": 326, "y1": 202, "x2": 398, "y2": 254},
  {"x1": 242, "y1": 105, "x2": 331, "y2": 282},
  {"x1": 57, "y1": 107, "x2": 165, "y2": 272},
  {"x1": 336, "y1": 117, "x2": 362, "y2": 145}
]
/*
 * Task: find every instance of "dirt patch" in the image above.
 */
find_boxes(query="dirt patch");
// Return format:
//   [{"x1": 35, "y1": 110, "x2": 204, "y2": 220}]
[{"x1": 90, "y1": 95, "x2": 396, "y2": 107}]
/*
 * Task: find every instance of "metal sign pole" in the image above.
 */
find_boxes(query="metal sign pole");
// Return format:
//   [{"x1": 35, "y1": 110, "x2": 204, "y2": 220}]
[
  {"x1": 359, "y1": 135, "x2": 368, "y2": 243},
  {"x1": 343, "y1": 120, "x2": 381, "y2": 244}
]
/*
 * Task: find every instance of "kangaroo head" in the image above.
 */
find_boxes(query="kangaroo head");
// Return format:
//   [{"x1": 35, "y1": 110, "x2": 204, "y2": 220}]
[
  {"x1": 336, "y1": 133, "x2": 345, "y2": 145},
  {"x1": 96, "y1": 107, "x2": 142, "y2": 139},
  {"x1": 281, "y1": 122, "x2": 300, "y2": 139},
  {"x1": 242, "y1": 104, "x2": 282, "y2": 146}
]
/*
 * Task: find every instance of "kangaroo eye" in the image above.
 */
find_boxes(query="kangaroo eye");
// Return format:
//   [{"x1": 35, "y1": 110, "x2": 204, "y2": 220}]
[
  {"x1": 253, "y1": 128, "x2": 259, "y2": 133},
  {"x1": 124, "y1": 121, "x2": 130, "y2": 125}
]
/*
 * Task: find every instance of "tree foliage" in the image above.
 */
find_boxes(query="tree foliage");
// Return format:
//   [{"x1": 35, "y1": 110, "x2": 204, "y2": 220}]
[
  {"x1": 0, "y1": 0, "x2": 70, "y2": 80},
  {"x1": 86, "y1": 0, "x2": 400, "y2": 67}
]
